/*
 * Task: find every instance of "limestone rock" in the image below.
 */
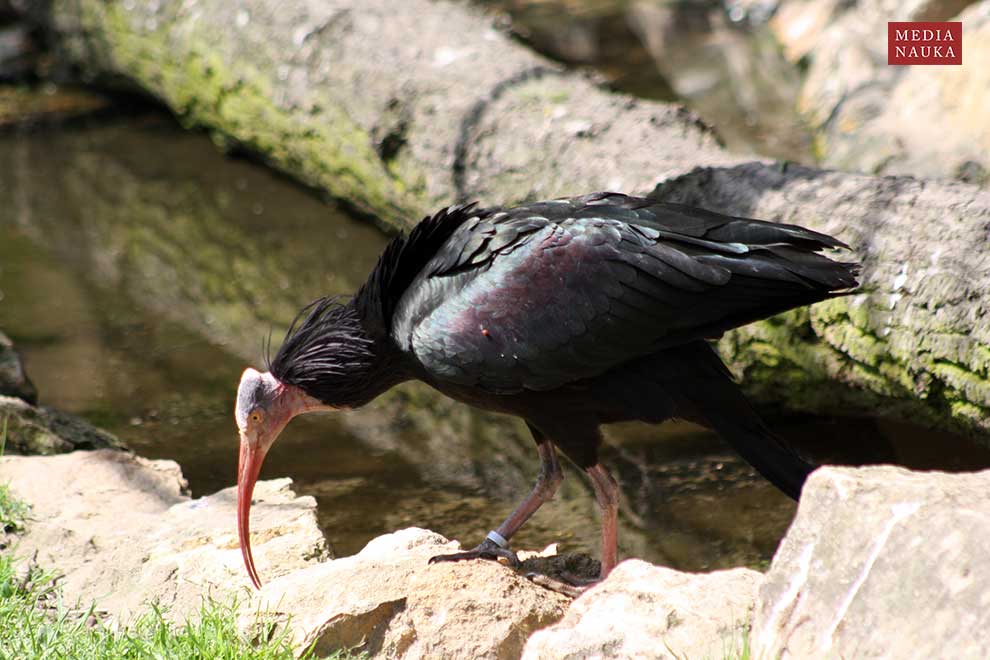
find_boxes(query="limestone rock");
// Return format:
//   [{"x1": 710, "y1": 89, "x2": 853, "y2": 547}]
[
  {"x1": 0, "y1": 330, "x2": 36, "y2": 404},
  {"x1": 753, "y1": 465, "x2": 990, "y2": 659},
  {"x1": 253, "y1": 528, "x2": 570, "y2": 659},
  {"x1": 770, "y1": 0, "x2": 847, "y2": 62},
  {"x1": 854, "y1": 2, "x2": 990, "y2": 184},
  {"x1": 523, "y1": 560, "x2": 760, "y2": 660},
  {"x1": 0, "y1": 395, "x2": 125, "y2": 454},
  {"x1": 0, "y1": 450, "x2": 327, "y2": 621},
  {"x1": 796, "y1": 0, "x2": 986, "y2": 182}
]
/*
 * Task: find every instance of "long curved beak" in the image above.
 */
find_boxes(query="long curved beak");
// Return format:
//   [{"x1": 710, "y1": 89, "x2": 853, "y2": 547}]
[
  {"x1": 237, "y1": 433, "x2": 269, "y2": 589},
  {"x1": 234, "y1": 369, "x2": 331, "y2": 590}
]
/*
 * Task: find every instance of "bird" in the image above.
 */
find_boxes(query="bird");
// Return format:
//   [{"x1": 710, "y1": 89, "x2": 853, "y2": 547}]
[{"x1": 234, "y1": 191, "x2": 859, "y2": 589}]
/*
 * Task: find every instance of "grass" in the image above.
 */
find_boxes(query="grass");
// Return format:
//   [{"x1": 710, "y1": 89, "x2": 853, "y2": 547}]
[
  {"x1": 0, "y1": 481, "x2": 28, "y2": 534},
  {"x1": 0, "y1": 545, "x2": 368, "y2": 660},
  {"x1": 0, "y1": 415, "x2": 29, "y2": 534},
  {"x1": 0, "y1": 554, "x2": 281, "y2": 658},
  {"x1": 0, "y1": 415, "x2": 358, "y2": 660}
]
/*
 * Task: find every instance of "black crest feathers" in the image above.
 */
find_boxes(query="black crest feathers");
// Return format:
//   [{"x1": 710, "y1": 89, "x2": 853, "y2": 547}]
[
  {"x1": 270, "y1": 204, "x2": 484, "y2": 403},
  {"x1": 356, "y1": 203, "x2": 487, "y2": 325},
  {"x1": 270, "y1": 296, "x2": 374, "y2": 392}
]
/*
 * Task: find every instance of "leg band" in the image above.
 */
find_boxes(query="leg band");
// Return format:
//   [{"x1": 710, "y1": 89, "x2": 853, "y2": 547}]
[{"x1": 486, "y1": 530, "x2": 509, "y2": 549}]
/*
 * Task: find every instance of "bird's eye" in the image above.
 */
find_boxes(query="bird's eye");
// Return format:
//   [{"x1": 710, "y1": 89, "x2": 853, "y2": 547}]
[{"x1": 249, "y1": 410, "x2": 264, "y2": 424}]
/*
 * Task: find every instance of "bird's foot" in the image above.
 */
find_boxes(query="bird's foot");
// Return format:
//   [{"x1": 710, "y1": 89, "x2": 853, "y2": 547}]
[
  {"x1": 526, "y1": 571, "x2": 601, "y2": 598},
  {"x1": 428, "y1": 538, "x2": 521, "y2": 569}
]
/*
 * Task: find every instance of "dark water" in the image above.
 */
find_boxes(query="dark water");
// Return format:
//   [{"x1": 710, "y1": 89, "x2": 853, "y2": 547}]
[{"x1": 3, "y1": 111, "x2": 990, "y2": 572}]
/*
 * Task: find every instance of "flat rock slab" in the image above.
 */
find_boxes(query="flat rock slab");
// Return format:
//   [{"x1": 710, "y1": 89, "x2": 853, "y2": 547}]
[
  {"x1": 523, "y1": 560, "x2": 760, "y2": 659},
  {"x1": 254, "y1": 528, "x2": 571, "y2": 659},
  {"x1": 753, "y1": 465, "x2": 990, "y2": 659},
  {"x1": 0, "y1": 449, "x2": 326, "y2": 620}
]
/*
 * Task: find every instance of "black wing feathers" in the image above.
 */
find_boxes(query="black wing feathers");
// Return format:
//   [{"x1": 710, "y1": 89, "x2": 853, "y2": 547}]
[
  {"x1": 358, "y1": 203, "x2": 492, "y2": 326},
  {"x1": 401, "y1": 193, "x2": 858, "y2": 393}
]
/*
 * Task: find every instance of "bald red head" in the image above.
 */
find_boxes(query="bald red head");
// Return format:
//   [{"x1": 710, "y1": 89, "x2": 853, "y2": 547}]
[{"x1": 235, "y1": 368, "x2": 330, "y2": 588}]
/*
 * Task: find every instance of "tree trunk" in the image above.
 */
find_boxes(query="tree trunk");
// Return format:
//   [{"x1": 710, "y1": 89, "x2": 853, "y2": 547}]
[
  {"x1": 38, "y1": 0, "x2": 736, "y2": 229},
  {"x1": 654, "y1": 163, "x2": 990, "y2": 438}
]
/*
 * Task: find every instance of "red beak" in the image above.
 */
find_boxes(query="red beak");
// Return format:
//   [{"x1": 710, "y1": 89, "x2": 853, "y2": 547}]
[{"x1": 237, "y1": 435, "x2": 268, "y2": 589}]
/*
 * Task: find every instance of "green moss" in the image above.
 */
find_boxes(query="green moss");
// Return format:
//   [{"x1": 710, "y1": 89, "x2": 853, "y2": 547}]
[
  {"x1": 931, "y1": 361, "x2": 990, "y2": 411},
  {"x1": 82, "y1": 1, "x2": 424, "y2": 231}
]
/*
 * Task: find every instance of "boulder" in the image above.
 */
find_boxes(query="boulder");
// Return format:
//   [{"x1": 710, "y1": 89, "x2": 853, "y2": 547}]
[
  {"x1": 0, "y1": 395, "x2": 125, "y2": 454},
  {"x1": 255, "y1": 528, "x2": 570, "y2": 659},
  {"x1": 523, "y1": 560, "x2": 760, "y2": 659},
  {"x1": 0, "y1": 449, "x2": 569, "y2": 658},
  {"x1": 753, "y1": 465, "x2": 990, "y2": 658},
  {"x1": 8, "y1": 446, "x2": 990, "y2": 658},
  {"x1": 0, "y1": 330, "x2": 36, "y2": 404},
  {"x1": 36, "y1": 0, "x2": 737, "y2": 231},
  {"x1": 795, "y1": 0, "x2": 987, "y2": 182},
  {"x1": 653, "y1": 163, "x2": 990, "y2": 440},
  {"x1": 0, "y1": 449, "x2": 327, "y2": 621}
]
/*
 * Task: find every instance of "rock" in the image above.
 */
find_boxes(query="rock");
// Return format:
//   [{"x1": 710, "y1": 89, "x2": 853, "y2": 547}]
[
  {"x1": 652, "y1": 163, "x2": 990, "y2": 440},
  {"x1": 846, "y1": 2, "x2": 990, "y2": 184},
  {"x1": 1, "y1": 449, "x2": 566, "y2": 656},
  {"x1": 770, "y1": 0, "x2": 847, "y2": 62},
  {"x1": 753, "y1": 466, "x2": 990, "y2": 658},
  {"x1": 254, "y1": 528, "x2": 570, "y2": 659},
  {"x1": 796, "y1": 0, "x2": 986, "y2": 182},
  {"x1": 628, "y1": 0, "x2": 811, "y2": 162},
  {"x1": 523, "y1": 560, "x2": 760, "y2": 660},
  {"x1": 0, "y1": 450, "x2": 328, "y2": 621},
  {"x1": 0, "y1": 330, "x2": 36, "y2": 404},
  {"x1": 10, "y1": 445, "x2": 990, "y2": 658},
  {"x1": 38, "y1": 0, "x2": 738, "y2": 230},
  {"x1": 0, "y1": 395, "x2": 125, "y2": 454}
]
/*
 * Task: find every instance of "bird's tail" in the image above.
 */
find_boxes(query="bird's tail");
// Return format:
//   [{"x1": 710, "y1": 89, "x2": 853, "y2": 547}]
[
  {"x1": 700, "y1": 407, "x2": 813, "y2": 500},
  {"x1": 664, "y1": 342, "x2": 815, "y2": 500}
]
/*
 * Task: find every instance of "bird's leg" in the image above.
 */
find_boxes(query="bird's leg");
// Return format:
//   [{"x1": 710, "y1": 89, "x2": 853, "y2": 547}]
[
  {"x1": 429, "y1": 438, "x2": 563, "y2": 568},
  {"x1": 586, "y1": 462, "x2": 620, "y2": 578},
  {"x1": 523, "y1": 461, "x2": 619, "y2": 596}
]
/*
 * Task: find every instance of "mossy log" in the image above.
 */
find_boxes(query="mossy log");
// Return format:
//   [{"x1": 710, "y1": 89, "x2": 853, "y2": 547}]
[
  {"x1": 39, "y1": 0, "x2": 735, "y2": 230},
  {"x1": 654, "y1": 164, "x2": 990, "y2": 438},
  {"x1": 27, "y1": 0, "x2": 990, "y2": 439}
]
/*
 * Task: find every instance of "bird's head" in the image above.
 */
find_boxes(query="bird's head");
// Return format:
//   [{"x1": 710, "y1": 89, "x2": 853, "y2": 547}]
[
  {"x1": 235, "y1": 367, "x2": 329, "y2": 589},
  {"x1": 234, "y1": 297, "x2": 399, "y2": 589}
]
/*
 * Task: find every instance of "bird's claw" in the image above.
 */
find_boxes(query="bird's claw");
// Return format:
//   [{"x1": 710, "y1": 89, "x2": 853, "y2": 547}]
[
  {"x1": 525, "y1": 572, "x2": 592, "y2": 598},
  {"x1": 428, "y1": 538, "x2": 521, "y2": 569}
]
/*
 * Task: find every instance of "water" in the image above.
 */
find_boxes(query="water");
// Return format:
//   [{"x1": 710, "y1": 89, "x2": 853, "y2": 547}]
[{"x1": 3, "y1": 108, "x2": 990, "y2": 573}]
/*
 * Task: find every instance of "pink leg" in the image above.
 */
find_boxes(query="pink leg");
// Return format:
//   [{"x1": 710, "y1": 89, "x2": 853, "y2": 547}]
[
  {"x1": 493, "y1": 440, "x2": 563, "y2": 540},
  {"x1": 585, "y1": 463, "x2": 620, "y2": 578},
  {"x1": 430, "y1": 439, "x2": 563, "y2": 566}
]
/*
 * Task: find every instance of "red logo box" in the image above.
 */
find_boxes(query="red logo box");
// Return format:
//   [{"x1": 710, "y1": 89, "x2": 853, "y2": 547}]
[{"x1": 888, "y1": 22, "x2": 962, "y2": 65}]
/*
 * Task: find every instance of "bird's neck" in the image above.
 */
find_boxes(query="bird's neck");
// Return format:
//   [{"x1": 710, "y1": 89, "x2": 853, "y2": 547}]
[{"x1": 324, "y1": 299, "x2": 409, "y2": 409}]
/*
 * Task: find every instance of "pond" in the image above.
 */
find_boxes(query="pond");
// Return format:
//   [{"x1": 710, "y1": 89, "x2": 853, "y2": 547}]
[{"x1": 4, "y1": 108, "x2": 988, "y2": 574}]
